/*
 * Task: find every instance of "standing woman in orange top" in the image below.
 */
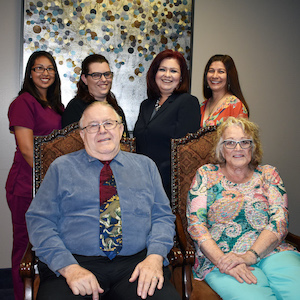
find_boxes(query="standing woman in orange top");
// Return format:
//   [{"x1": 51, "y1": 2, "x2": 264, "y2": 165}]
[{"x1": 201, "y1": 54, "x2": 249, "y2": 127}]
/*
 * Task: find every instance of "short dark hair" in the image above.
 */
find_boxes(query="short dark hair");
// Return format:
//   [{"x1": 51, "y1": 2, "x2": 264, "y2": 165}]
[
  {"x1": 19, "y1": 51, "x2": 63, "y2": 114},
  {"x1": 76, "y1": 54, "x2": 119, "y2": 112},
  {"x1": 203, "y1": 54, "x2": 249, "y2": 116},
  {"x1": 146, "y1": 49, "x2": 190, "y2": 100}
]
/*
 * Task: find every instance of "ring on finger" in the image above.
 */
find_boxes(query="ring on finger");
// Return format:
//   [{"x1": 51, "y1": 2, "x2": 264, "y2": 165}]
[{"x1": 153, "y1": 276, "x2": 158, "y2": 280}]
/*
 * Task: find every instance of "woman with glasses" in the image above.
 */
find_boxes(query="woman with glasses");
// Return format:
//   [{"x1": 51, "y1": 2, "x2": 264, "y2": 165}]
[
  {"x1": 62, "y1": 54, "x2": 129, "y2": 137},
  {"x1": 187, "y1": 117, "x2": 300, "y2": 299},
  {"x1": 6, "y1": 51, "x2": 63, "y2": 300},
  {"x1": 133, "y1": 49, "x2": 201, "y2": 199},
  {"x1": 201, "y1": 54, "x2": 249, "y2": 127}
]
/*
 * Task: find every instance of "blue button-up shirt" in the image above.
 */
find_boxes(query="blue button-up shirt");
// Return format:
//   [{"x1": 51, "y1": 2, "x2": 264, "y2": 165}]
[{"x1": 26, "y1": 150, "x2": 175, "y2": 274}]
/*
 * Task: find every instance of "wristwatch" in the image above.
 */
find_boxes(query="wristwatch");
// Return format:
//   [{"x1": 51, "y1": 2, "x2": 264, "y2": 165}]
[{"x1": 248, "y1": 248, "x2": 261, "y2": 263}]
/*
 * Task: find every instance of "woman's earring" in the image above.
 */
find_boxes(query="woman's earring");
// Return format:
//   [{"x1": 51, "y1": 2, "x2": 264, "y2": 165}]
[{"x1": 228, "y1": 83, "x2": 230, "y2": 90}]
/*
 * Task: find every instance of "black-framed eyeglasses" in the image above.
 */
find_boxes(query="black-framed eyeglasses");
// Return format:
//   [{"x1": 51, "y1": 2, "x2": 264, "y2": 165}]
[
  {"x1": 86, "y1": 71, "x2": 113, "y2": 80},
  {"x1": 81, "y1": 120, "x2": 121, "y2": 133},
  {"x1": 222, "y1": 139, "x2": 253, "y2": 149},
  {"x1": 31, "y1": 66, "x2": 56, "y2": 75}
]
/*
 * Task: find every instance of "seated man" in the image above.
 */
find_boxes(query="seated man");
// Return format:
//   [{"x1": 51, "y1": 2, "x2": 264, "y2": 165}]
[{"x1": 26, "y1": 101, "x2": 180, "y2": 300}]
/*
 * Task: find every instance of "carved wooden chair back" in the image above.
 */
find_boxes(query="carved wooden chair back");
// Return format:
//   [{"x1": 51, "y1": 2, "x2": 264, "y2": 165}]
[
  {"x1": 33, "y1": 123, "x2": 135, "y2": 195},
  {"x1": 171, "y1": 126, "x2": 217, "y2": 248},
  {"x1": 171, "y1": 126, "x2": 221, "y2": 300}
]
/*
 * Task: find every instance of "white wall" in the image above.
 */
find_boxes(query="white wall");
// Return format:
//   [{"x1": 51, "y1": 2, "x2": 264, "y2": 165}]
[
  {"x1": 191, "y1": 0, "x2": 300, "y2": 236},
  {"x1": 0, "y1": 0, "x2": 22, "y2": 268},
  {"x1": 0, "y1": 0, "x2": 299, "y2": 268}
]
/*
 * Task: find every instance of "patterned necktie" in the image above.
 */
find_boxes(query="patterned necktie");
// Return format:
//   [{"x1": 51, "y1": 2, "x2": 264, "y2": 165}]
[{"x1": 99, "y1": 160, "x2": 122, "y2": 259}]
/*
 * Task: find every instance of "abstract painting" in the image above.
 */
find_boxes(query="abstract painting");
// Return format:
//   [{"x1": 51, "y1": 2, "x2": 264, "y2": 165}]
[{"x1": 23, "y1": 0, "x2": 194, "y2": 130}]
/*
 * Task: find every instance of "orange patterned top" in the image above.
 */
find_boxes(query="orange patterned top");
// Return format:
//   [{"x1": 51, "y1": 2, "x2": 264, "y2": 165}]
[{"x1": 200, "y1": 95, "x2": 248, "y2": 127}]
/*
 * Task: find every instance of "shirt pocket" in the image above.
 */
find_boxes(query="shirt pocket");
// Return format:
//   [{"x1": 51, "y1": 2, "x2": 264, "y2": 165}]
[{"x1": 122, "y1": 188, "x2": 152, "y2": 218}]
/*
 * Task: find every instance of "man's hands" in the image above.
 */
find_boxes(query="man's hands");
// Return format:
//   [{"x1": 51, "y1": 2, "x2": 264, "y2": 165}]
[
  {"x1": 129, "y1": 254, "x2": 164, "y2": 299},
  {"x1": 59, "y1": 264, "x2": 103, "y2": 300},
  {"x1": 59, "y1": 255, "x2": 165, "y2": 299}
]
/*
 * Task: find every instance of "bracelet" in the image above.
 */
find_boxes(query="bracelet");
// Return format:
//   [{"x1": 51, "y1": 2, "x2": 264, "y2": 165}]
[{"x1": 248, "y1": 249, "x2": 261, "y2": 263}]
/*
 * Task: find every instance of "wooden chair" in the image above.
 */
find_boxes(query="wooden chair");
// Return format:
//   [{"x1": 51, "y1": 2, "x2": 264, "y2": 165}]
[
  {"x1": 170, "y1": 126, "x2": 300, "y2": 300},
  {"x1": 20, "y1": 123, "x2": 183, "y2": 300}
]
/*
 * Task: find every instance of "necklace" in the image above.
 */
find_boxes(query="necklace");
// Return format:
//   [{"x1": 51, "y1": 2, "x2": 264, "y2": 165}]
[
  {"x1": 155, "y1": 99, "x2": 161, "y2": 111},
  {"x1": 207, "y1": 93, "x2": 228, "y2": 116}
]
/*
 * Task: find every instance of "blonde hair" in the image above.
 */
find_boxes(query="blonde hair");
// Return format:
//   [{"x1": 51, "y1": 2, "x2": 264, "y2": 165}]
[{"x1": 212, "y1": 117, "x2": 263, "y2": 169}]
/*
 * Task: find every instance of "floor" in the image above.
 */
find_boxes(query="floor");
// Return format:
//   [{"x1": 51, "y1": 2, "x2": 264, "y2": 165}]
[{"x1": 0, "y1": 268, "x2": 14, "y2": 299}]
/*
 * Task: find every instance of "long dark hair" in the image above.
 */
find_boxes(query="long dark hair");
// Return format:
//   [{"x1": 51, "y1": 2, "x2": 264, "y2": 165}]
[
  {"x1": 147, "y1": 49, "x2": 190, "y2": 100},
  {"x1": 203, "y1": 54, "x2": 249, "y2": 116},
  {"x1": 76, "y1": 54, "x2": 119, "y2": 112},
  {"x1": 19, "y1": 51, "x2": 63, "y2": 114}
]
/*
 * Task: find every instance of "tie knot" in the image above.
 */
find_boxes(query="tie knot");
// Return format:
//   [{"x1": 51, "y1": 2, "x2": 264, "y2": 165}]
[{"x1": 100, "y1": 160, "x2": 112, "y2": 166}]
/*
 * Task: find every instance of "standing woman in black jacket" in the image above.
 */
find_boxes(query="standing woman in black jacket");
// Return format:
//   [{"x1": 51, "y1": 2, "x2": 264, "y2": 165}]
[{"x1": 134, "y1": 49, "x2": 201, "y2": 199}]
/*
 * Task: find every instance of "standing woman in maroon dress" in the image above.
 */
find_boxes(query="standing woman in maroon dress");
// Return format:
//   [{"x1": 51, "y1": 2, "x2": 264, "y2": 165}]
[{"x1": 5, "y1": 51, "x2": 63, "y2": 300}]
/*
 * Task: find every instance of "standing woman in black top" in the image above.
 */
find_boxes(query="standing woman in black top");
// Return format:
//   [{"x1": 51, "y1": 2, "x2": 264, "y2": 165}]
[
  {"x1": 133, "y1": 49, "x2": 201, "y2": 199},
  {"x1": 62, "y1": 54, "x2": 129, "y2": 137}
]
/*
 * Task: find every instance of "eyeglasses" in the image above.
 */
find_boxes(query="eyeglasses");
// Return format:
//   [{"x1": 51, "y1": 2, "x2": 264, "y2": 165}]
[
  {"x1": 82, "y1": 120, "x2": 120, "y2": 133},
  {"x1": 32, "y1": 66, "x2": 56, "y2": 75},
  {"x1": 86, "y1": 71, "x2": 113, "y2": 80},
  {"x1": 222, "y1": 139, "x2": 253, "y2": 149}
]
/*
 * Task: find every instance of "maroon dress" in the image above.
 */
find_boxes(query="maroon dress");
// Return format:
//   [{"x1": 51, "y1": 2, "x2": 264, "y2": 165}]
[{"x1": 6, "y1": 92, "x2": 62, "y2": 300}]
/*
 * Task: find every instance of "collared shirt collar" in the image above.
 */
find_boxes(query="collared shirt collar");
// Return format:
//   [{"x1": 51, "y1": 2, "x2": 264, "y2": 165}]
[{"x1": 83, "y1": 149, "x2": 125, "y2": 167}]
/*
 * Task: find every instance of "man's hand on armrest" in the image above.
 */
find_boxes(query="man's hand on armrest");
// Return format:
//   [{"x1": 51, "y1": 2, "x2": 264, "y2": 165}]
[{"x1": 59, "y1": 264, "x2": 103, "y2": 300}]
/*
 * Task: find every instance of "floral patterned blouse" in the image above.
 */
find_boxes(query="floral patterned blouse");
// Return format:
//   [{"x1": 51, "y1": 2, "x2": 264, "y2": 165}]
[
  {"x1": 200, "y1": 95, "x2": 248, "y2": 127},
  {"x1": 187, "y1": 164, "x2": 296, "y2": 280}
]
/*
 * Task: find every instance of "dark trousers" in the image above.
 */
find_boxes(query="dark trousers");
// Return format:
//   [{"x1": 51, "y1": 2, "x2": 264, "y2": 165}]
[{"x1": 37, "y1": 250, "x2": 180, "y2": 300}]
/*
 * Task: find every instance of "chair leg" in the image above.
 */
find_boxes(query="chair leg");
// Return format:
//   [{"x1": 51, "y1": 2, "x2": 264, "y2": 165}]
[
  {"x1": 23, "y1": 277, "x2": 33, "y2": 300},
  {"x1": 33, "y1": 275, "x2": 40, "y2": 300},
  {"x1": 182, "y1": 264, "x2": 192, "y2": 300}
]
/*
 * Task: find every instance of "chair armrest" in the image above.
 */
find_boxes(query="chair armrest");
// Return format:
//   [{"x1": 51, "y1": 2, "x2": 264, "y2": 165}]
[
  {"x1": 286, "y1": 232, "x2": 300, "y2": 251},
  {"x1": 168, "y1": 246, "x2": 184, "y2": 267},
  {"x1": 20, "y1": 243, "x2": 36, "y2": 279},
  {"x1": 175, "y1": 213, "x2": 195, "y2": 265}
]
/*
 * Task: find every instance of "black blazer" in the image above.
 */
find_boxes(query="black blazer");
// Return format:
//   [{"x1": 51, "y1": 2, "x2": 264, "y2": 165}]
[
  {"x1": 61, "y1": 97, "x2": 129, "y2": 137},
  {"x1": 133, "y1": 93, "x2": 201, "y2": 199}
]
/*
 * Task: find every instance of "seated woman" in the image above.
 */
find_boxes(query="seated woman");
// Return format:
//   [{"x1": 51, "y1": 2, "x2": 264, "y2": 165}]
[
  {"x1": 187, "y1": 117, "x2": 300, "y2": 299},
  {"x1": 62, "y1": 54, "x2": 129, "y2": 137},
  {"x1": 201, "y1": 54, "x2": 249, "y2": 127}
]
